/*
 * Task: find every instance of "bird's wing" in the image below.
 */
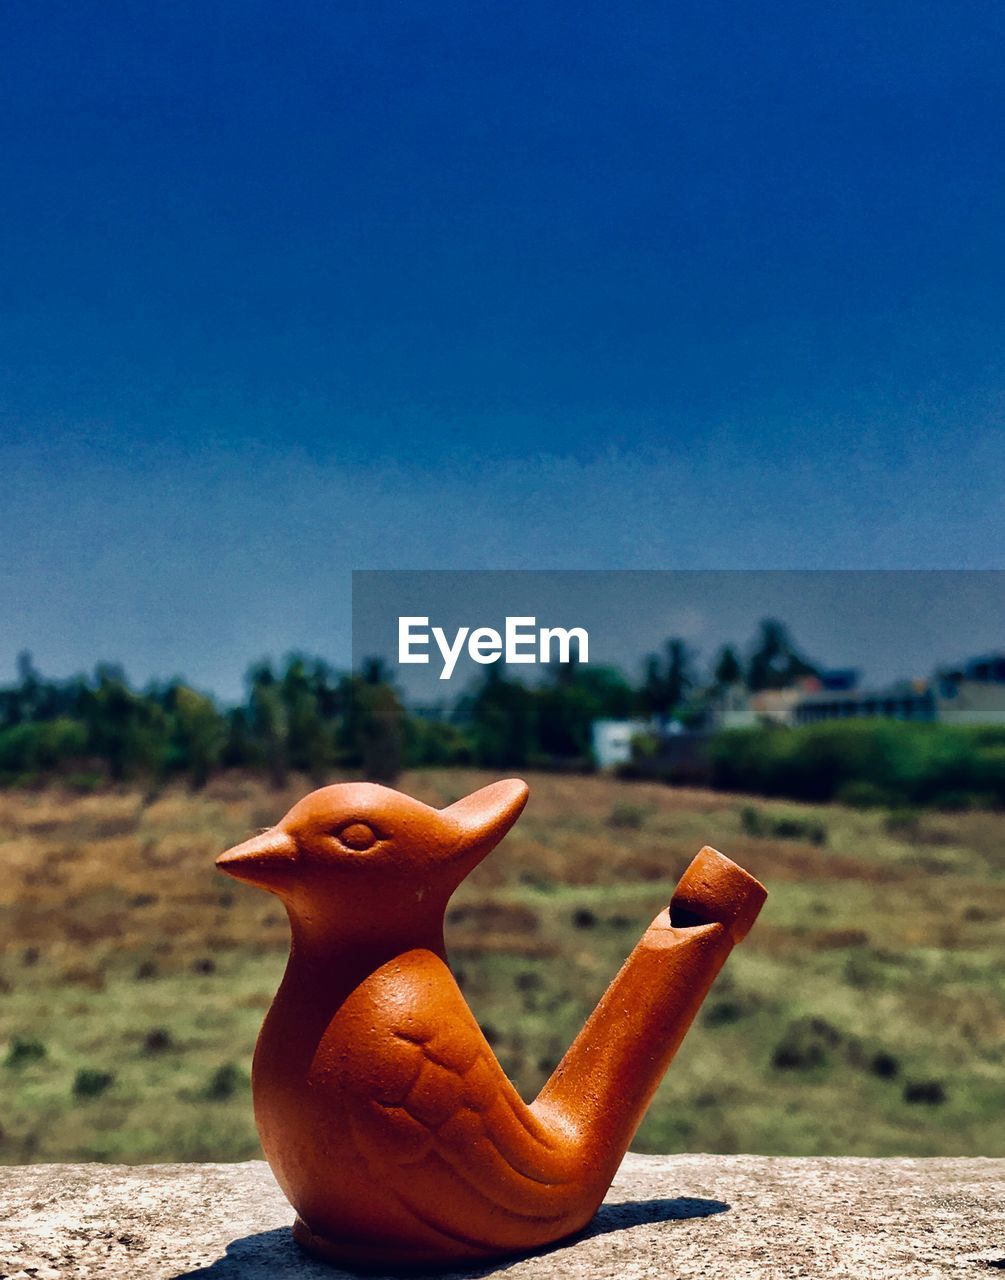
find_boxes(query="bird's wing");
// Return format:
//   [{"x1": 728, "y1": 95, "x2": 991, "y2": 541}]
[{"x1": 338, "y1": 950, "x2": 583, "y2": 1250}]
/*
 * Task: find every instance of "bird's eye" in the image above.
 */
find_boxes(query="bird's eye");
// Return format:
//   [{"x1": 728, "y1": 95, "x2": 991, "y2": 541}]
[{"x1": 336, "y1": 822, "x2": 378, "y2": 851}]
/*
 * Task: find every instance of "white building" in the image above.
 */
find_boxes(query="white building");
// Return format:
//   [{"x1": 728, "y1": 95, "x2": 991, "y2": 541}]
[{"x1": 591, "y1": 719, "x2": 651, "y2": 769}]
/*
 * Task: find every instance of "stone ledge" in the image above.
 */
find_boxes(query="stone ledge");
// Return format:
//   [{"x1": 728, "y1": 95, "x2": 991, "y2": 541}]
[{"x1": 1, "y1": 1155, "x2": 1002, "y2": 1279}]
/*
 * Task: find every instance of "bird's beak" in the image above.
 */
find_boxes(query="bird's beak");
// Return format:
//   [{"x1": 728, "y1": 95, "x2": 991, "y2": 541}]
[
  {"x1": 216, "y1": 828, "x2": 298, "y2": 886},
  {"x1": 442, "y1": 779, "x2": 529, "y2": 860}
]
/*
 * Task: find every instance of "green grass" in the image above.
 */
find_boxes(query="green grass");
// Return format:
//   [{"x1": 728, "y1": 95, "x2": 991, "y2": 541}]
[
  {"x1": 0, "y1": 946, "x2": 275, "y2": 1161},
  {"x1": 0, "y1": 769, "x2": 1002, "y2": 1162}
]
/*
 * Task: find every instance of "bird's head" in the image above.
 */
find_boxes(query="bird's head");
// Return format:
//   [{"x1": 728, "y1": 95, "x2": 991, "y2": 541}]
[{"x1": 216, "y1": 778, "x2": 529, "y2": 947}]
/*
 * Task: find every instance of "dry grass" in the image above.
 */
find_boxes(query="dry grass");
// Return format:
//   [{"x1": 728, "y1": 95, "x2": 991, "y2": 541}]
[{"x1": 1, "y1": 769, "x2": 1003, "y2": 1163}]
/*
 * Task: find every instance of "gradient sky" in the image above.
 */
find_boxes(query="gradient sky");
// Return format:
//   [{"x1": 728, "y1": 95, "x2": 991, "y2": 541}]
[{"x1": 2, "y1": 2, "x2": 1003, "y2": 698}]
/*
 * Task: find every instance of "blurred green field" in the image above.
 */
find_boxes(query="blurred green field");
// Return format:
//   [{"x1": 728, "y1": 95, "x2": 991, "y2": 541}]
[{"x1": 1, "y1": 769, "x2": 1002, "y2": 1163}]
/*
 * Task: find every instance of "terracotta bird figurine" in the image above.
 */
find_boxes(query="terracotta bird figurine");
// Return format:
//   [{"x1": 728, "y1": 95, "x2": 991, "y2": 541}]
[{"x1": 217, "y1": 779, "x2": 766, "y2": 1268}]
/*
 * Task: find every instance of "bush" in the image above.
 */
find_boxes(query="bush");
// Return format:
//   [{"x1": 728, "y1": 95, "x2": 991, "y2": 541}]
[
  {"x1": 741, "y1": 805, "x2": 827, "y2": 844},
  {"x1": 885, "y1": 807, "x2": 921, "y2": 835},
  {"x1": 405, "y1": 717, "x2": 473, "y2": 766},
  {"x1": 143, "y1": 1028, "x2": 174, "y2": 1054},
  {"x1": 607, "y1": 803, "x2": 646, "y2": 829},
  {"x1": 0, "y1": 719, "x2": 88, "y2": 776},
  {"x1": 975, "y1": 745, "x2": 1005, "y2": 805},
  {"x1": 703, "y1": 992, "x2": 762, "y2": 1026},
  {"x1": 73, "y1": 1068, "x2": 114, "y2": 1098},
  {"x1": 63, "y1": 771, "x2": 105, "y2": 793},
  {"x1": 772, "y1": 1017, "x2": 844, "y2": 1071},
  {"x1": 204, "y1": 1063, "x2": 245, "y2": 1100},
  {"x1": 903, "y1": 1079, "x2": 947, "y2": 1105},
  {"x1": 352, "y1": 681, "x2": 405, "y2": 785},
  {"x1": 836, "y1": 780, "x2": 894, "y2": 809},
  {"x1": 5, "y1": 1037, "x2": 46, "y2": 1067},
  {"x1": 870, "y1": 1051, "x2": 900, "y2": 1079},
  {"x1": 710, "y1": 722, "x2": 1005, "y2": 809}
]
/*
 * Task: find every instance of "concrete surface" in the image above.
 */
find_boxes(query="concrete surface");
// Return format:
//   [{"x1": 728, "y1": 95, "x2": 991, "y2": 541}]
[{"x1": 0, "y1": 1154, "x2": 1002, "y2": 1279}]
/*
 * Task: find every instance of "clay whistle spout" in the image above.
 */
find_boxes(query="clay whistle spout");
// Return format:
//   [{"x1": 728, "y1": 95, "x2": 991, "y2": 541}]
[
  {"x1": 669, "y1": 844, "x2": 766, "y2": 943},
  {"x1": 534, "y1": 846, "x2": 766, "y2": 1158}
]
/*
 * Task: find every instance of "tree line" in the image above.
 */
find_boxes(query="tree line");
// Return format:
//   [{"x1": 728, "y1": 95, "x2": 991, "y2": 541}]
[{"x1": 0, "y1": 621, "x2": 816, "y2": 788}]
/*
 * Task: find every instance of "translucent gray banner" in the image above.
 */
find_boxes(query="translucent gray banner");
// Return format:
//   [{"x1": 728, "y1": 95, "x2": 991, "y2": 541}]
[{"x1": 353, "y1": 570, "x2": 1004, "y2": 704}]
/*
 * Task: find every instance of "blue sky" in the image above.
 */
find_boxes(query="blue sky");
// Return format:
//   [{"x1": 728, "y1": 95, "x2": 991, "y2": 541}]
[{"x1": 2, "y1": 2, "x2": 1003, "y2": 696}]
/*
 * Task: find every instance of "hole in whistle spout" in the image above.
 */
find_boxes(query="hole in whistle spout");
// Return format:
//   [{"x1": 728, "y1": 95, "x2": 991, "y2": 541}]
[{"x1": 668, "y1": 904, "x2": 711, "y2": 930}]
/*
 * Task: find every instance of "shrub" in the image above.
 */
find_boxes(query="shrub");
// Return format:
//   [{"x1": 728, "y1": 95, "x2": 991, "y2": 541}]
[
  {"x1": 63, "y1": 771, "x2": 105, "y2": 793},
  {"x1": 205, "y1": 1063, "x2": 245, "y2": 1100},
  {"x1": 844, "y1": 950, "x2": 888, "y2": 991},
  {"x1": 836, "y1": 780, "x2": 893, "y2": 809},
  {"x1": 972, "y1": 744, "x2": 1005, "y2": 805},
  {"x1": 741, "y1": 806, "x2": 827, "y2": 845},
  {"x1": 772, "y1": 1017, "x2": 844, "y2": 1071},
  {"x1": 703, "y1": 994, "x2": 762, "y2": 1026},
  {"x1": 903, "y1": 1079, "x2": 947, "y2": 1105},
  {"x1": 0, "y1": 719, "x2": 88, "y2": 776},
  {"x1": 607, "y1": 803, "x2": 646, "y2": 830},
  {"x1": 143, "y1": 1028, "x2": 174, "y2": 1054},
  {"x1": 870, "y1": 1051, "x2": 900, "y2": 1079},
  {"x1": 405, "y1": 717, "x2": 473, "y2": 767},
  {"x1": 710, "y1": 722, "x2": 1005, "y2": 809},
  {"x1": 885, "y1": 807, "x2": 921, "y2": 835},
  {"x1": 73, "y1": 1068, "x2": 114, "y2": 1098},
  {"x1": 5, "y1": 1037, "x2": 46, "y2": 1067}
]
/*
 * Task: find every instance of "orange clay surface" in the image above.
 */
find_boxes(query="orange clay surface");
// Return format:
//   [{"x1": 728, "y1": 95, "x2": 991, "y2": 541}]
[{"x1": 217, "y1": 778, "x2": 767, "y2": 1267}]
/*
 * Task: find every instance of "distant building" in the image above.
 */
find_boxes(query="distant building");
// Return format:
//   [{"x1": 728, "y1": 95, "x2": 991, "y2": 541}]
[
  {"x1": 793, "y1": 654, "x2": 1005, "y2": 727},
  {"x1": 711, "y1": 678, "x2": 819, "y2": 729},
  {"x1": 704, "y1": 656, "x2": 1005, "y2": 730},
  {"x1": 935, "y1": 654, "x2": 1005, "y2": 725},
  {"x1": 591, "y1": 717, "x2": 710, "y2": 782},
  {"x1": 794, "y1": 680, "x2": 935, "y2": 725},
  {"x1": 592, "y1": 654, "x2": 1005, "y2": 765},
  {"x1": 712, "y1": 683, "x2": 757, "y2": 729},
  {"x1": 748, "y1": 686, "x2": 806, "y2": 726},
  {"x1": 591, "y1": 719, "x2": 651, "y2": 769},
  {"x1": 818, "y1": 668, "x2": 860, "y2": 692}
]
